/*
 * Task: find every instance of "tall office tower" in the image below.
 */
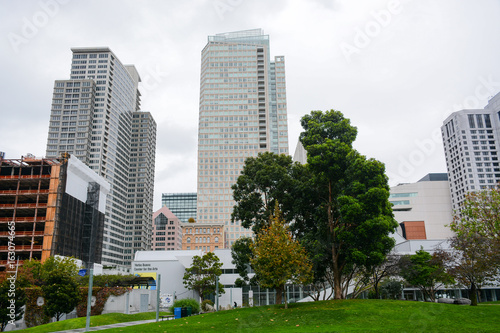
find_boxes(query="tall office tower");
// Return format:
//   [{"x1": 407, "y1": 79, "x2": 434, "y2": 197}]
[
  {"x1": 197, "y1": 29, "x2": 289, "y2": 246},
  {"x1": 45, "y1": 47, "x2": 156, "y2": 267},
  {"x1": 441, "y1": 91, "x2": 500, "y2": 211},
  {"x1": 162, "y1": 192, "x2": 197, "y2": 224}
]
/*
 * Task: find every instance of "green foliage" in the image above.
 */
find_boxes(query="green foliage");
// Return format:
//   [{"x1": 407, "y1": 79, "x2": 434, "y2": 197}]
[
  {"x1": 439, "y1": 235, "x2": 500, "y2": 306},
  {"x1": 231, "y1": 237, "x2": 254, "y2": 283},
  {"x1": 297, "y1": 110, "x2": 398, "y2": 299},
  {"x1": 447, "y1": 187, "x2": 500, "y2": 305},
  {"x1": 450, "y1": 186, "x2": 500, "y2": 241},
  {"x1": 399, "y1": 250, "x2": 454, "y2": 302},
  {"x1": 75, "y1": 287, "x2": 129, "y2": 317},
  {"x1": 77, "y1": 274, "x2": 136, "y2": 287},
  {"x1": 201, "y1": 299, "x2": 214, "y2": 312},
  {"x1": 23, "y1": 288, "x2": 50, "y2": 328},
  {"x1": 22, "y1": 257, "x2": 80, "y2": 323},
  {"x1": 183, "y1": 252, "x2": 224, "y2": 300},
  {"x1": 0, "y1": 276, "x2": 26, "y2": 331},
  {"x1": 231, "y1": 152, "x2": 308, "y2": 234},
  {"x1": 250, "y1": 203, "x2": 313, "y2": 308},
  {"x1": 171, "y1": 298, "x2": 200, "y2": 314},
  {"x1": 42, "y1": 270, "x2": 80, "y2": 321},
  {"x1": 380, "y1": 279, "x2": 403, "y2": 300}
]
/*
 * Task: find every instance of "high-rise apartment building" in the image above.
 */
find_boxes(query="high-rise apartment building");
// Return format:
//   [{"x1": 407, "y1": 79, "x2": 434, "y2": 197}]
[
  {"x1": 197, "y1": 29, "x2": 289, "y2": 246},
  {"x1": 45, "y1": 47, "x2": 156, "y2": 267},
  {"x1": 442, "y1": 91, "x2": 500, "y2": 211},
  {"x1": 161, "y1": 192, "x2": 197, "y2": 224}
]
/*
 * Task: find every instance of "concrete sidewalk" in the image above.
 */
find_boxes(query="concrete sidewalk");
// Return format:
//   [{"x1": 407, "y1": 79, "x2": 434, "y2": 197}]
[{"x1": 52, "y1": 319, "x2": 160, "y2": 332}]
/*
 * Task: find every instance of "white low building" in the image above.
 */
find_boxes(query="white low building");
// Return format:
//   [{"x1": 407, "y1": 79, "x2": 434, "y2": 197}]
[{"x1": 390, "y1": 173, "x2": 454, "y2": 240}]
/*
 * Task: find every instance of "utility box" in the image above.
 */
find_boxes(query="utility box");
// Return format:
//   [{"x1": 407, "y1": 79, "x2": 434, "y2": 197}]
[{"x1": 174, "y1": 307, "x2": 182, "y2": 319}]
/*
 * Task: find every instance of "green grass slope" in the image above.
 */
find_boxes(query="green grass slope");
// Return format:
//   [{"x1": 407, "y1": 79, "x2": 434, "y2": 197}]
[
  {"x1": 19, "y1": 300, "x2": 500, "y2": 333},
  {"x1": 19, "y1": 311, "x2": 168, "y2": 332}
]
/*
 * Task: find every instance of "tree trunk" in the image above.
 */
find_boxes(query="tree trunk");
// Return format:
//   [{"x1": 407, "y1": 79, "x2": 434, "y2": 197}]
[
  {"x1": 284, "y1": 285, "x2": 288, "y2": 309},
  {"x1": 470, "y1": 283, "x2": 478, "y2": 306},
  {"x1": 374, "y1": 283, "x2": 380, "y2": 299},
  {"x1": 275, "y1": 285, "x2": 283, "y2": 305},
  {"x1": 328, "y1": 180, "x2": 343, "y2": 300},
  {"x1": 331, "y1": 245, "x2": 343, "y2": 299}
]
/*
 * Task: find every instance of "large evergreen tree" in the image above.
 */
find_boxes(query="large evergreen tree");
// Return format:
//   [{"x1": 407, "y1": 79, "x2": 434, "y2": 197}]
[{"x1": 297, "y1": 110, "x2": 398, "y2": 299}]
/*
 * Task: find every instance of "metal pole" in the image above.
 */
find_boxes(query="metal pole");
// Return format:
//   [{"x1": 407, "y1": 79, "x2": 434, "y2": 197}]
[
  {"x1": 215, "y1": 276, "x2": 219, "y2": 311},
  {"x1": 156, "y1": 274, "x2": 161, "y2": 322},
  {"x1": 125, "y1": 291, "x2": 130, "y2": 314},
  {"x1": 85, "y1": 268, "x2": 94, "y2": 332}
]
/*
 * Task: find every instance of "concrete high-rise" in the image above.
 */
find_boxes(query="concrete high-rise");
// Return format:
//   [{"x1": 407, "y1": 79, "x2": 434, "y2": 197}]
[
  {"x1": 45, "y1": 47, "x2": 156, "y2": 267},
  {"x1": 196, "y1": 29, "x2": 289, "y2": 246},
  {"x1": 441, "y1": 91, "x2": 500, "y2": 211}
]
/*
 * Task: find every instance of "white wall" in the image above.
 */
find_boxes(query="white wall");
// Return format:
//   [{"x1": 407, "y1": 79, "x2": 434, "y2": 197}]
[{"x1": 65, "y1": 155, "x2": 110, "y2": 213}]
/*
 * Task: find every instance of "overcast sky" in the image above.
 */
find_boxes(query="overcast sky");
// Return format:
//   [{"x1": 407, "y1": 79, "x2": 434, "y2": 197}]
[{"x1": 1, "y1": 0, "x2": 500, "y2": 210}]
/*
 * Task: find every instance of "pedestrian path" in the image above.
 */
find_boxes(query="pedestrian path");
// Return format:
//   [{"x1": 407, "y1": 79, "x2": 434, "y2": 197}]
[{"x1": 52, "y1": 319, "x2": 158, "y2": 332}]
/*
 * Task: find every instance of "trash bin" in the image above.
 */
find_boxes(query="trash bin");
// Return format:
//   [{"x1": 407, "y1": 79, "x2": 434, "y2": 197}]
[
  {"x1": 174, "y1": 307, "x2": 182, "y2": 319},
  {"x1": 181, "y1": 307, "x2": 187, "y2": 318},
  {"x1": 186, "y1": 306, "x2": 192, "y2": 317}
]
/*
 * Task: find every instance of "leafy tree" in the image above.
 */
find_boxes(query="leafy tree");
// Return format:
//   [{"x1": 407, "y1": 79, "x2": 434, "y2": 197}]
[
  {"x1": 380, "y1": 279, "x2": 403, "y2": 300},
  {"x1": 450, "y1": 186, "x2": 500, "y2": 242},
  {"x1": 183, "y1": 252, "x2": 224, "y2": 301},
  {"x1": 0, "y1": 276, "x2": 25, "y2": 331},
  {"x1": 232, "y1": 152, "x2": 310, "y2": 234},
  {"x1": 438, "y1": 235, "x2": 500, "y2": 306},
  {"x1": 20, "y1": 257, "x2": 80, "y2": 321},
  {"x1": 231, "y1": 237, "x2": 254, "y2": 284},
  {"x1": 250, "y1": 203, "x2": 313, "y2": 309},
  {"x1": 447, "y1": 187, "x2": 500, "y2": 305},
  {"x1": 399, "y1": 250, "x2": 453, "y2": 302},
  {"x1": 42, "y1": 271, "x2": 80, "y2": 321},
  {"x1": 297, "y1": 110, "x2": 398, "y2": 299},
  {"x1": 367, "y1": 255, "x2": 401, "y2": 299}
]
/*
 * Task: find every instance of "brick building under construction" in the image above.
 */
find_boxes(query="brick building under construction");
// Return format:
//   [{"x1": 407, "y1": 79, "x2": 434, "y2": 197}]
[{"x1": 0, "y1": 154, "x2": 109, "y2": 270}]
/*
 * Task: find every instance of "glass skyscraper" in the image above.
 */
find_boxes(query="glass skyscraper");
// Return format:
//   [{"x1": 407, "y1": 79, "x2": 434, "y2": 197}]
[
  {"x1": 161, "y1": 192, "x2": 197, "y2": 224},
  {"x1": 196, "y1": 29, "x2": 289, "y2": 246},
  {"x1": 45, "y1": 47, "x2": 156, "y2": 267}
]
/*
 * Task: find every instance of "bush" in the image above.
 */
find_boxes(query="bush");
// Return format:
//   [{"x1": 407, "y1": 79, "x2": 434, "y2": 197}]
[
  {"x1": 201, "y1": 299, "x2": 214, "y2": 312},
  {"x1": 380, "y1": 279, "x2": 403, "y2": 300},
  {"x1": 171, "y1": 298, "x2": 200, "y2": 314}
]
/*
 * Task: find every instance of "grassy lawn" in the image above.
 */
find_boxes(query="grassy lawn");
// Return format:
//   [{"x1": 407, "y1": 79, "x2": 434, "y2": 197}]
[
  {"x1": 19, "y1": 300, "x2": 500, "y2": 332},
  {"x1": 19, "y1": 311, "x2": 170, "y2": 332}
]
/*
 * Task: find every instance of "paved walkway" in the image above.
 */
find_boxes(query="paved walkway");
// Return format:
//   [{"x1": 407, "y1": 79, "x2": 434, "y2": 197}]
[{"x1": 52, "y1": 318, "x2": 161, "y2": 332}]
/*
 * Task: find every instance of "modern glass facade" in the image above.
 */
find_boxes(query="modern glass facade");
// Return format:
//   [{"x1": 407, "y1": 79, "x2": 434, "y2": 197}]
[
  {"x1": 45, "y1": 47, "x2": 156, "y2": 267},
  {"x1": 161, "y1": 192, "x2": 197, "y2": 224},
  {"x1": 196, "y1": 29, "x2": 289, "y2": 246}
]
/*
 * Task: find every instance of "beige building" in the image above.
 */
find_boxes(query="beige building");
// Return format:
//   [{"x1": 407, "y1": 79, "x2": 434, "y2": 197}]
[
  {"x1": 196, "y1": 29, "x2": 288, "y2": 247},
  {"x1": 182, "y1": 223, "x2": 224, "y2": 252},
  {"x1": 390, "y1": 173, "x2": 454, "y2": 240}
]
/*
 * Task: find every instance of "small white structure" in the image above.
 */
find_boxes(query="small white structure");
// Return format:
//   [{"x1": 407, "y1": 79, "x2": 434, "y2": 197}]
[{"x1": 132, "y1": 249, "x2": 246, "y2": 307}]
